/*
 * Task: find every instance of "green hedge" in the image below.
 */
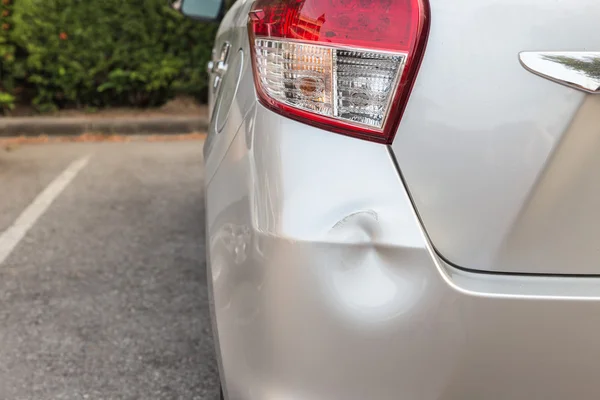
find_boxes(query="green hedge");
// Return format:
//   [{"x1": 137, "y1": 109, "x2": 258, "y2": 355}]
[
  {"x1": 1, "y1": 0, "x2": 218, "y2": 112},
  {"x1": 0, "y1": 0, "x2": 18, "y2": 110}
]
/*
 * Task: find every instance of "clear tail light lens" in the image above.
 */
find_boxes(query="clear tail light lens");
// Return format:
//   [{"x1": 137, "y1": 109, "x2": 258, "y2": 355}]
[{"x1": 248, "y1": 0, "x2": 430, "y2": 143}]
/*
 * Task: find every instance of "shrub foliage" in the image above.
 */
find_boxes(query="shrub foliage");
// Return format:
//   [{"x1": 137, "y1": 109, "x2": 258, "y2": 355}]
[
  {"x1": 0, "y1": 0, "x2": 18, "y2": 111},
  {"x1": 1, "y1": 0, "x2": 217, "y2": 112}
]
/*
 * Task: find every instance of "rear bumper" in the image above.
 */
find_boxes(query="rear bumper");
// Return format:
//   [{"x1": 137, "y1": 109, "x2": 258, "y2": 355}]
[{"x1": 205, "y1": 104, "x2": 600, "y2": 400}]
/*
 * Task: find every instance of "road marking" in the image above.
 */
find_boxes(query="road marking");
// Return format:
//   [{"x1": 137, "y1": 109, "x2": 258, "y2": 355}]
[{"x1": 0, "y1": 155, "x2": 91, "y2": 266}]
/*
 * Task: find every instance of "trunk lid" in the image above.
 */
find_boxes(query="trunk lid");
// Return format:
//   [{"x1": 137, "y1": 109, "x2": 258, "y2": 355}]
[{"x1": 391, "y1": 0, "x2": 600, "y2": 274}]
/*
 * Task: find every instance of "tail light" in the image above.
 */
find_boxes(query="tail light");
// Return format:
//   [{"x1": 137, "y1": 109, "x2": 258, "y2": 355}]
[{"x1": 248, "y1": 0, "x2": 430, "y2": 143}]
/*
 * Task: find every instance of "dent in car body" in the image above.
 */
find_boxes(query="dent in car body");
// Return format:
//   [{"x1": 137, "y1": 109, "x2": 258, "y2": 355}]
[{"x1": 206, "y1": 104, "x2": 600, "y2": 400}]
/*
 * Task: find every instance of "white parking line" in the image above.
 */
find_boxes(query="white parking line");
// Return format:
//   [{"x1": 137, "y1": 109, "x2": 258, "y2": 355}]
[{"x1": 0, "y1": 155, "x2": 91, "y2": 266}]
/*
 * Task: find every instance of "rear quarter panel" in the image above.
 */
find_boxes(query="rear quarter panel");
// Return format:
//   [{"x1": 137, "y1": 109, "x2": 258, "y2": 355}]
[{"x1": 204, "y1": 0, "x2": 256, "y2": 184}]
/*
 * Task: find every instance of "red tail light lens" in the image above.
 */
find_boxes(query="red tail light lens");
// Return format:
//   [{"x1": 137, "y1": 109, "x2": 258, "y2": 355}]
[{"x1": 248, "y1": 0, "x2": 429, "y2": 143}]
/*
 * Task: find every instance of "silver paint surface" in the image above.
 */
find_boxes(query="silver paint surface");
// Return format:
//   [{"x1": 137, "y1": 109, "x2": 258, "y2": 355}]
[
  {"x1": 207, "y1": 104, "x2": 600, "y2": 400},
  {"x1": 204, "y1": 0, "x2": 600, "y2": 399},
  {"x1": 391, "y1": 0, "x2": 600, "y2": 274}
]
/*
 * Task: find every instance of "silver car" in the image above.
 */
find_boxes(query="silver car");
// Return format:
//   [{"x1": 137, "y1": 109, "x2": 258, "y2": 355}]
[{"x1": 178, "y1": 0, "x2": 600, "y2": 398}]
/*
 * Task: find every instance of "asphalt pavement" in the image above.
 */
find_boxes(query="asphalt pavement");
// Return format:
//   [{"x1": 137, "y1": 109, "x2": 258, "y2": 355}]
[{"x1": 0, "y1": 140, "x2": 218, "y2": 399}]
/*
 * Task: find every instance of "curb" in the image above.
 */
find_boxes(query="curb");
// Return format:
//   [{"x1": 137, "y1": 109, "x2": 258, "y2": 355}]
[{"x1": 0, "y1": 116, "x2": 209, "y2": 137}]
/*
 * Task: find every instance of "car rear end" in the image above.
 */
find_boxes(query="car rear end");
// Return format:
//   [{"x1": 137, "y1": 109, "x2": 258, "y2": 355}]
[{"x1": 204, "y1": 0, "x2": 600, "y2": 399}]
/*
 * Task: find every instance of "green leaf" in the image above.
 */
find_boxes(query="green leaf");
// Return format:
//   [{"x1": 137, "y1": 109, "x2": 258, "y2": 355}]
[{"x1": 5, "y1": 0, "x2": 225, "y2": 109}]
